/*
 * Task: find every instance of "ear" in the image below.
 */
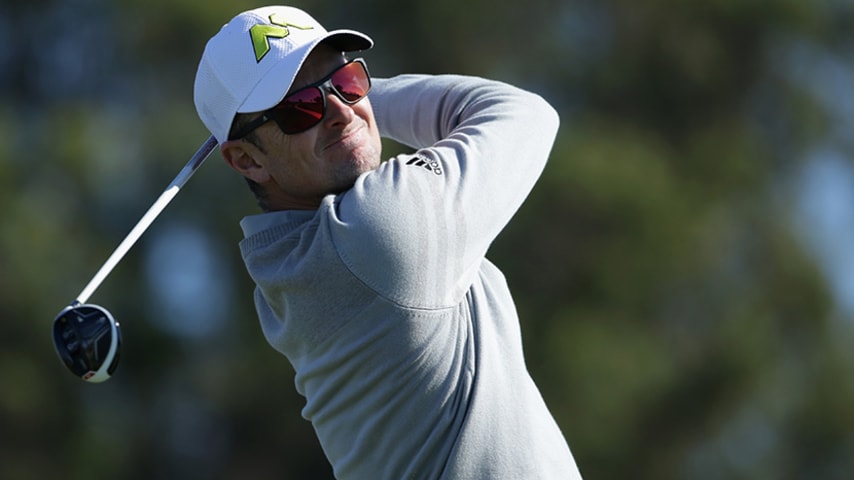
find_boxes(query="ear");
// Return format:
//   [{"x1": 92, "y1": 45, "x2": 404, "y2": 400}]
[{"x1": 220, "y1": 140, "x2": 271, "y2": 184}]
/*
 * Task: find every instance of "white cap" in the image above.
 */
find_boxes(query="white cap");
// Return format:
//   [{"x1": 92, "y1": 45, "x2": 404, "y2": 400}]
[{"x1": 193, "y1": 6, "x2": 373, "y2": 144}]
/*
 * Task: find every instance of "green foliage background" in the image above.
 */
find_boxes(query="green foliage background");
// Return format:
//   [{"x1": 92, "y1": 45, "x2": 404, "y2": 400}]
[{"x1": 1, "y1": 0, "x2": 853, "y2": 478}]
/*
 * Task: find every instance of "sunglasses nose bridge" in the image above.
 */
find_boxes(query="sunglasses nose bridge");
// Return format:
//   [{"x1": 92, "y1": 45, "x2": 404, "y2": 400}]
[{"x1": 319, "y1": 79, "x2": 352, "y2": 106}]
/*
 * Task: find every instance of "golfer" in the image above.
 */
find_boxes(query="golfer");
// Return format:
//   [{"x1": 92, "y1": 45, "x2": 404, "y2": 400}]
[{"x1": 194, "y1": 5, "x2": 582, "y2": 479}]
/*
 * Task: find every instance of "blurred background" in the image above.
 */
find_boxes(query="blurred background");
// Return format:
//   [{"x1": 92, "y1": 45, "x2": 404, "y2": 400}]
[{"x1": 2, "y1": 0, "x2": 853, "y2": 478}]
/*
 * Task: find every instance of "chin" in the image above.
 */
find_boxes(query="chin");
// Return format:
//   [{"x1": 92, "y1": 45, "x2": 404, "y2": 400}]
[{"x1": 328, "y1": 141, "x2": 381, "y2": 191}]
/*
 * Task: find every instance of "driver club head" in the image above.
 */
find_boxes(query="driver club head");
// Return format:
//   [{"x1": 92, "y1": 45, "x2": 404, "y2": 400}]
[{"x1": 52, "y1": 303, "x2": 121, "y2": 383}]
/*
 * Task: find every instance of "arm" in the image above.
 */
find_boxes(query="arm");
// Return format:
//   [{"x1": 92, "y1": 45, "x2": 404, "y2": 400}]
[{"x1": 335, "y1": 74, "x2": 560, "y2": 307}]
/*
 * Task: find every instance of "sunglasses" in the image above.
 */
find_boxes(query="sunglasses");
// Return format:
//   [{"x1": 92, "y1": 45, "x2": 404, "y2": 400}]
[{"x1": 230, "y1": 58, "x2": 372, "y2": 140}]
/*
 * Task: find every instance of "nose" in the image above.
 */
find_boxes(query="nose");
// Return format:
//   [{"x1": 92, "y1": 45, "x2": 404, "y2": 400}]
[{"x1": 323, "y1": 92, "x2": 354, "y2": 128}]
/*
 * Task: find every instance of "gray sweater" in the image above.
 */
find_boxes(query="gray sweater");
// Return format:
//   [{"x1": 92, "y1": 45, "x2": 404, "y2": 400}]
[{"x1": 238, "y1": 74, "x2": 582, "y2": 479}]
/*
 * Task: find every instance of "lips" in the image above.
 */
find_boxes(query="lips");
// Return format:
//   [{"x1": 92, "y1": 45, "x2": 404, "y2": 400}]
[{"x1": 322, "y1": 124, "x2": 364, "y2": 153}]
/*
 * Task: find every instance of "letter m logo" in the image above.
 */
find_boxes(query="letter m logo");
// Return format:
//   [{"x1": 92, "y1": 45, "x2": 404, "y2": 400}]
[{"x1": 250, "y1": 13, "x2": 314, "y2": 63}]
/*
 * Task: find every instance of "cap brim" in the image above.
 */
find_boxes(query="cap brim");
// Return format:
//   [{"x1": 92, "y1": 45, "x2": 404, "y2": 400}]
[
  {"x1": 237, "y1": 29, "x2": 373, "y2": 114},
  {"x1": 323, "y1": 29, "x2": 373, "y2": 53}
]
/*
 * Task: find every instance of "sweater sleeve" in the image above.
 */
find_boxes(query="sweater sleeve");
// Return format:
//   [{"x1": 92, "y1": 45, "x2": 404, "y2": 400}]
[{"x1": 328, "y1": 74, "x2": 559, "y2": 308}]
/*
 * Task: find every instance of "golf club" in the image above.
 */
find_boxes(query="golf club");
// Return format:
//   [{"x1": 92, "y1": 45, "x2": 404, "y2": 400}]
[{"x1": 52, "y1": 135, "x2": 218, "y2": 383}]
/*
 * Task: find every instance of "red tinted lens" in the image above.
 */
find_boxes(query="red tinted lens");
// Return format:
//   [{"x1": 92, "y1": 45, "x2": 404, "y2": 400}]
[
  {"x1": 274, "y1": 87, "x2": 324, "y2": 133},
  {"x1": 331, "y1": 61, "x2": 370, "y2": 103},
  {"x1": 268, "y1": 60, "x2": 370, "y2": 134}
]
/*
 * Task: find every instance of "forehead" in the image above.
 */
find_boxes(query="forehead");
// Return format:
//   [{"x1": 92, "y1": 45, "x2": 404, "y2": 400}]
[{"x1": 290, "y1": 45, "x2": 346, "y2": 91}]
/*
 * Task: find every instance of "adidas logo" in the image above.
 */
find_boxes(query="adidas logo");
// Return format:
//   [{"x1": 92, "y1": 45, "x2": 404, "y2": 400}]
[{"x1": 406, "y1": 155, "x2": 443, "y2": 175}]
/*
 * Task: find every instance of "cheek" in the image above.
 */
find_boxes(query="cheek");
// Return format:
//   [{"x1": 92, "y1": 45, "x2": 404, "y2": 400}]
[
  {"x1": 266, "y1": 137, "x2": 312, "y2": 182},
  {"x1": 358, "y1": 104, "x2": 382, "y2": 151}
]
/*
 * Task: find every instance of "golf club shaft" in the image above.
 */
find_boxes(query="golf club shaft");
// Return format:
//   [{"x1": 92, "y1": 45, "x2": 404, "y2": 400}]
[{"x1": 74, "y1": 135, "x2": 218, "y2": 305}]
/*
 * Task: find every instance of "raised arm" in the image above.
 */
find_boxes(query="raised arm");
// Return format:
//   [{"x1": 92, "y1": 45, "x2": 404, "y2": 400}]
[{"x1": 334, "y1": 74, "x2": 560, "y2": 307}]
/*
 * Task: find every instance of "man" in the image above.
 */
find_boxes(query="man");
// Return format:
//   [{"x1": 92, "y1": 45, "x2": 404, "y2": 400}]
[{"x1": 194, "y1": 5, "x2": 582, "y2": 479}]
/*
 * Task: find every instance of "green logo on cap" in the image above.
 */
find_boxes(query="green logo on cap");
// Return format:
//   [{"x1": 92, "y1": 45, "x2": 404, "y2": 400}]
[{"x1": 250, "y1": 13, "x2": 314, "y2": 63}]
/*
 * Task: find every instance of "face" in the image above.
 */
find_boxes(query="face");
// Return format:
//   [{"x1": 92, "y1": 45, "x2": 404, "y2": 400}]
[{"x1": 223, "y1": 45, "x2": 382, "y2": 210}]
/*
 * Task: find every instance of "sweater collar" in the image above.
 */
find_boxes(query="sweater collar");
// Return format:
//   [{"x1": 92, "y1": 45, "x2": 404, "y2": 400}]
[{"x1": 240, "y1": 209, "x2": 317, "y2": 237}]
